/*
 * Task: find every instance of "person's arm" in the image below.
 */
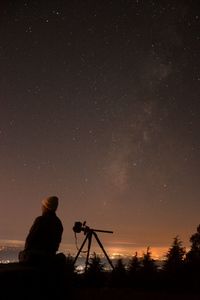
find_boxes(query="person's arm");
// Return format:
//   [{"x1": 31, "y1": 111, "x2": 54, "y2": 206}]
[
  {"x1": 53, "y1": 219, "x2": 63, "y2": 252},
  {"x1": 24, "y1": 217, "x2": 42, "y2": 249}
]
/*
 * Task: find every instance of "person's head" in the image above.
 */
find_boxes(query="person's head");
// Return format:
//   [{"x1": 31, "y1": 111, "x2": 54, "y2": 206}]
[{"x1": 42, "y1": 196, "x2": 59, "y2": 213}]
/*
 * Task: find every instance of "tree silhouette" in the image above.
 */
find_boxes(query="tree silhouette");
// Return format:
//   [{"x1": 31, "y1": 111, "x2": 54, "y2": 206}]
[
  {"x1": 140, "y1": 247, "x2": 157, "y2": 289},
  {"x1": 142, "y1": 247, "x2": 157, "y2": 274},
  {"x1": 190, "y1": 224, "x2": 200, "y2": 251},
  {"x1": 112, "y1": 258, "x2": 127, "y2": 286},
  {"x1": 87, "y1": 252, "x2": 105, "y2": 273},
  {"x1": 186, "y1": 224, "x2": 200, "y2": 273},
  {"x1": 163, "y1": 236, "x2": 185, "y2": 274},
  {"x1": 127, "y1": 251, "x2": 142, "y2": 287},
  {"x1": 128, "y1": 251, "x2": 141, "y2": 274},
  {"x1": 85, "y1": 252, "x2": 105, "y2": 286},
  {"x1": 161, "y1": 236, "x2": 186, "y2": 291}
]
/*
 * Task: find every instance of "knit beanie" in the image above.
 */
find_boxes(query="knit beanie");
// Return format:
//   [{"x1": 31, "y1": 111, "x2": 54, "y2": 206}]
[{"x1": 42, "y1": 196, "x2": 59, "y2": 212}]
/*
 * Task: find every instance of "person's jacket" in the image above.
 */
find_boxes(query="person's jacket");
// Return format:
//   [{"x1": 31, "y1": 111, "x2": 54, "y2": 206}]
[{"x1": 24, "y1": 210, "x2": 63, "y2": 255}]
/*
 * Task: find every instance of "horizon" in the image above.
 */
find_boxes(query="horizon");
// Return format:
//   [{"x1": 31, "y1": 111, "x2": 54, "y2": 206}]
[{"x1": 0, "y1": 238, "x2": 190, "y2": 261}]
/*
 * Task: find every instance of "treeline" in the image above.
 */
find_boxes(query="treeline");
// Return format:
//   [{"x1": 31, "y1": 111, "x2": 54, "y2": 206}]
[{"x1": 65, "y1": 224, "x2": 200, "y2": 293}]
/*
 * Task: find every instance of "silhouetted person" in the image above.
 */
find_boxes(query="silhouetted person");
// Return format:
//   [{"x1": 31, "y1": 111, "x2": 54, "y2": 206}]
[{"x1": 19, "y1": 196, "x2": 65, "y2": 266}]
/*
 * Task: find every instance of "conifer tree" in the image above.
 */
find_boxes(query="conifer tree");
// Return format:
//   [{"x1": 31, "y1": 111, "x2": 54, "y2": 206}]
[
  {"x1": 114, "y1": 258, "x2": 126, "y2": 273},
  {"x1": 128, "y1": 251, "x2": 141, "y2": 274},
  {"x1": 140, "y1": 247, "x2": 157, "y2": 288},
  {"x1": 127, "y1": 251, "x2": 141, "y2": 287},
  {"x1": 186, "y1": 225, "x2": 200, "y2": 271},
  {"x1": 112, "y1": 258, "x2": 127, "y2": 286},
  {"x1": 190, "y1": 224, "x2": 200, "y2": 251},
  {"x1": 85, "y1": 252, "x2": 105, "y2": 286},
  {"x1": 163, "y1": 236, "x2": 185, "y2": 273},
  {"x1": 87, "y1": 252, "x2": 105, "y2": 273},
  {"x1": 142, "y1": 246, "x2": 157, "y2": 274}
]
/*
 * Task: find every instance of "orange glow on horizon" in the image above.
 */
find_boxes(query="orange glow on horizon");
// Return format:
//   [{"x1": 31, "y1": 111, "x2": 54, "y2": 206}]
[
  {"x1": 0, "y1": 240, "x2": 190, "y2": 261},
  {"x1": 107, "y1": 246, "x2": 169, "y2": 260}
]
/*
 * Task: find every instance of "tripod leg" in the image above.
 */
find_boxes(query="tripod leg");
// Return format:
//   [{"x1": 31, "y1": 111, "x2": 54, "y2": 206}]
[
  {"x1": 93, "y1": 232, "x2": 114, "y2": 269},
  {"x1": 85, "y1": 232, "x2": 92, "y2": 270},
  {"x1": 73, "y1": 233, "x2": 89, "y2": 265}
]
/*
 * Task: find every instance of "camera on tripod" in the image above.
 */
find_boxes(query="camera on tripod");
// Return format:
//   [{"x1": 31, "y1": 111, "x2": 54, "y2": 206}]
[{"x1": 72, "y1": 220, "x2": 114, "y2": 270}]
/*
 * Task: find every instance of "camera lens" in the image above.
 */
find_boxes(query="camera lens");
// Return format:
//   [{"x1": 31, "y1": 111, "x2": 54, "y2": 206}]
[{"x1": 73, "y1": 221, "x2": 83, "y2": 233}]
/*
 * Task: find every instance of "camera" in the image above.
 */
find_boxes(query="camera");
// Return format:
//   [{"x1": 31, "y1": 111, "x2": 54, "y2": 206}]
[
  {"x1": 73, "y1": 221, "x2": 83, "y2": 233},
  {"x1": 73, "y1": 221, "x2": 89, "y2": 234}
]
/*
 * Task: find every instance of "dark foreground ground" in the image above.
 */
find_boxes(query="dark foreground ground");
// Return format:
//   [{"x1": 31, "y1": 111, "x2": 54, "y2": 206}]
[
  {"x1": 1, "y1": 263, "x2": 200, "y2": 300},
  {"x1": 72, "y1": 288, "x2": 200, "y2": 300},
  {"x1": 2, "y1": 286, "x2": 200, "y2": 300}
]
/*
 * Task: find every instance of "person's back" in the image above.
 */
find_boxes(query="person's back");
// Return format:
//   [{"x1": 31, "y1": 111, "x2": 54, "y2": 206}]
[
  {"x1": 19, "y1": 196, "x2": 64, "y2": 265},
  {"x1": 25, "y1": 209, "x2": 63, "y2": 255}
]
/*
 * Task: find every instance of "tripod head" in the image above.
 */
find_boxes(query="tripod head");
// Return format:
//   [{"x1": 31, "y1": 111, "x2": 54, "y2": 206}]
[{"x1": 73, "y1": 221, "x2": 113, "y2": 235}]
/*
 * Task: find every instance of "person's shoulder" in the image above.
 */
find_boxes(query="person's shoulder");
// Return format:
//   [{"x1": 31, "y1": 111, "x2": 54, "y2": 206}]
[{"x1": 33, "y1": 215, "x2": 44, "y2": 223}]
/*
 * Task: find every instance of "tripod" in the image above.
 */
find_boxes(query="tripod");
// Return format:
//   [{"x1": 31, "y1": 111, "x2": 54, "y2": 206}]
[{"x1": 73, "y1": 228, "x2": 114, "y2": 270}]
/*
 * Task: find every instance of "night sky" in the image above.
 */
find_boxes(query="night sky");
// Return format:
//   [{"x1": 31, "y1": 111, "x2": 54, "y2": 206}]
[{"x1": 0, "y1": 1, "x2": 200, "y2": 257}]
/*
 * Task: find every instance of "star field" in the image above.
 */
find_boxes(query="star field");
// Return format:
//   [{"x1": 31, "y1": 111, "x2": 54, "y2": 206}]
[{"x1": 0, "y1": 1, "x2": 200, "y2": 254}]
